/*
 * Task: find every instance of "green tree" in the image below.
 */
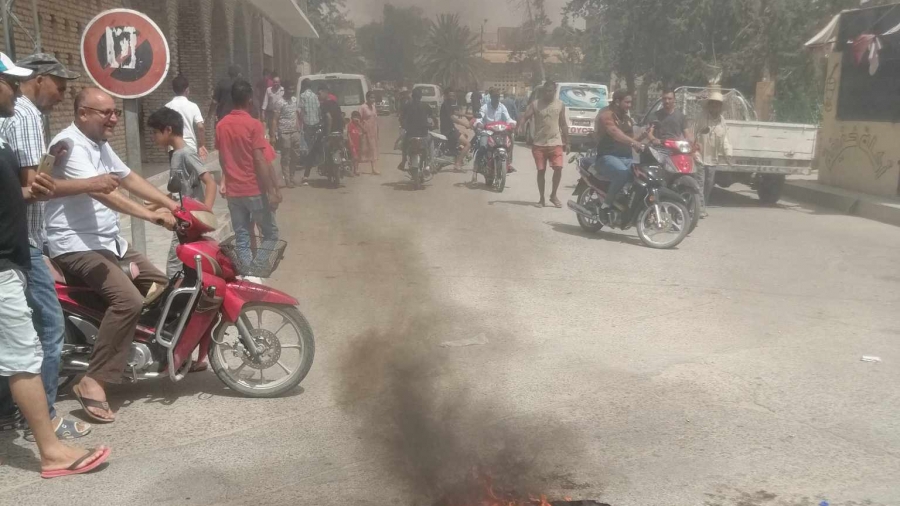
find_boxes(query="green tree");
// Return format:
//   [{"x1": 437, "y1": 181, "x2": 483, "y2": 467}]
[
  {"x1": 508, "y1": 0, "x2": 552, "y2": 83},
  {"x1": 356, "y1": 5, "x2": 429, "y2": 84},
  {"x1": 419, "y1": 14, "x2": 482, "y2": 89},
  {"x1": 306, "y1": 0, "x2": 364, "y2": 73}
]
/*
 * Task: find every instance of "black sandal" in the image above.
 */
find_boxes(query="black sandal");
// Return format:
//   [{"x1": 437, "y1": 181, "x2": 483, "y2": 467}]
[{"x1": 73, "y1": 388, "x2": 115, "y2": 424}]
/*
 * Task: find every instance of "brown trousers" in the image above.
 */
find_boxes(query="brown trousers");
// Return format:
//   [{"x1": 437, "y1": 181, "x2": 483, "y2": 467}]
[{"x1": 54, "y1": 248, "x2": 168, "y2": 384}]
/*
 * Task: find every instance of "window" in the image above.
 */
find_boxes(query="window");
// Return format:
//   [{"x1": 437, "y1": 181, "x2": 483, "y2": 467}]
[
  {"x1": 317, "y1": 79, "x2": 365, "y2": 107},
  {"x1": 416, "y1": 86, "x2": 437, "y2": 98},
  {"x1": 836, "y1": 5, "x2": 900, "y2": 122}
]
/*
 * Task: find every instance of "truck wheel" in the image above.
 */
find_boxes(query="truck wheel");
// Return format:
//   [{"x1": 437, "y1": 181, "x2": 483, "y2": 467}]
[{"x1": 757, "y1": 174, "x2": 786, "y2": 205}]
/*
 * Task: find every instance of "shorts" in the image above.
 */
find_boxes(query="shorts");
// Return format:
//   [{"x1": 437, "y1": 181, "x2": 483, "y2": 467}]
[
  {"x1": 532, "y1": 145, "x2": 565, "y2": 171},
  {"x1": 0, "y1": 269, "x2": 43, "y2": 376}
]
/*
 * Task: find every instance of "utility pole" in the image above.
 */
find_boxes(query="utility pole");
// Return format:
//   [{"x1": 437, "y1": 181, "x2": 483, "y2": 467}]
[
  {"x1": 523, "y1": 0, "x2": 546, "y2": 83},
  {"x1": 481, "y1": 19, "x2": 487, "y2": 58}
]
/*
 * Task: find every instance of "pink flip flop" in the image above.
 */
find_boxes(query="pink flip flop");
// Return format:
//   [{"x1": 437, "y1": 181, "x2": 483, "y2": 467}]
[{"x1": 41, "y1": 448, "x2": 111, "y2": 479}]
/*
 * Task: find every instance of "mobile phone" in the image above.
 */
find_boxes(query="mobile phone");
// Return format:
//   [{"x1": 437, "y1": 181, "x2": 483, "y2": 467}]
[{"x1": 37, "y1": 153, "x2": 56, "y2": 175}]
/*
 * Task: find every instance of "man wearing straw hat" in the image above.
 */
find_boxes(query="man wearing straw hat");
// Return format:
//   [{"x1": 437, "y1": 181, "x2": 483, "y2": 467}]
[{"x1": 693, "y1": 88, "x2": 732, "y2": 217}]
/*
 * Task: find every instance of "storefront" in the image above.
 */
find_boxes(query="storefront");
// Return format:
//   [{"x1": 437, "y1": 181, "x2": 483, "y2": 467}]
[{"x1": 808, "y1": 4, "x2": 900, "y2": 197}]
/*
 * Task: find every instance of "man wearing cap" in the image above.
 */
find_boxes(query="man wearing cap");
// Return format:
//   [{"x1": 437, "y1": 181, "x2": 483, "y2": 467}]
[
  {"x1": 0, "y1": 53, "x2": 118, "y2": 440},
  {"x1": 694, "y1": 89, "x2": 732, "y2": 217},
  {"x1": 0, "y1": 52, "x2": 111, "y2": 478}
]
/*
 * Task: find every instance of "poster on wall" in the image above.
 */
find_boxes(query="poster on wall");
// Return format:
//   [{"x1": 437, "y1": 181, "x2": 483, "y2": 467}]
[{"x1": 263, "y1": 18, "x2": 274, "y2": 56}]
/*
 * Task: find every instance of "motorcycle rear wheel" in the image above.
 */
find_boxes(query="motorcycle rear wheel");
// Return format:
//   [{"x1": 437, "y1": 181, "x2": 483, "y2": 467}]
[
  {"x1": 673, "y1": 178, "x2": 701, "y2": 233},
  {"x1": 210, "y1": 304, "x2": 315, "y2": 398},
  {"x1": 577, "y1": 186, "x2": 604, "y2": 233}
]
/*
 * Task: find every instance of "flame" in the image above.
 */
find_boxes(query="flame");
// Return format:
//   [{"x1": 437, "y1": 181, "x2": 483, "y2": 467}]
[{"x1": 440, "y1": 474, "x2": 554, "y2": 506}]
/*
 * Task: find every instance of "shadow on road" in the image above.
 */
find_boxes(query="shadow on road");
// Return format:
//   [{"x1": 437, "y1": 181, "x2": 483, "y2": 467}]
[
  {"x1": 58, "y1": 372, "x2": 307, "y2": 422},
  {"x1": 453, "y1": 181, "x2": 495, "y2": 192},
  {"x1": 546, "y1": 221, "x2": 643, "y2": 246},
  {"x1": 488, "y1": 200, "x2": 542, "y2": 208},
  {"x1": 381, "y1": 181, "x2": 423, "y2": 192},
  {"x1": 303, "y1": 178, "x2": 342, "y2": 190}
]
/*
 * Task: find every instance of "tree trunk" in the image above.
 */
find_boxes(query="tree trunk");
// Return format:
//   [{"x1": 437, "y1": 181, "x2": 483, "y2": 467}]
[{"x1": 525, "y1": 0, "x2": 547, "y2": 83}]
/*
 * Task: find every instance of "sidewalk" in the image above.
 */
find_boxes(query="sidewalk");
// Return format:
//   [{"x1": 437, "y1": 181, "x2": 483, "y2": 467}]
[
  {"x1": 119, "y1": 152, "x2": 233, "y2": 268},
  {"x1": 784, "y1": 175, "x2": 900, "y2": 228}
]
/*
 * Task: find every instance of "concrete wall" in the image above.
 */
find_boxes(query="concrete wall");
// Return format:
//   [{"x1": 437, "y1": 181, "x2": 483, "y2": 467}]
[{"x1": 814, "y1": 52, "x2": 900, "y2": 197}]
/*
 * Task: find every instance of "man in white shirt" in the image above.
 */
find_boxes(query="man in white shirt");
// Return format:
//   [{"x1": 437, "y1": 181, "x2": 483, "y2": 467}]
[
  {"x1": 476, "y1": 88, "x2": 514, "y2": 126},
  {"x1": 165, "y1": 75, "x2": 207, "y2": 161},
  {"x1": 261, "y1": 73, "x2": 284, "y2": 129},
  {"x1": 46, "y1": 88, "x2": 178, "y2": 424}
]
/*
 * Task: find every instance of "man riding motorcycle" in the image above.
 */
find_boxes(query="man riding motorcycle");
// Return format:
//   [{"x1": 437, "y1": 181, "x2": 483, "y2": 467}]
[
  {"x1": 473, "y1": 88, "x2": 516, "y2": 173},
  {"x1": 593, "y1": 89, "x2": 649, "y2": 218},
  {"x1": 397, "y1": 88, "x2": 434, "y2": 171}
]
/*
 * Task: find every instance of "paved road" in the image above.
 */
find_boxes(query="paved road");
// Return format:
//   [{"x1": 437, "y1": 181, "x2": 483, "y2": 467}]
[{"x1": 1, "y1": 117, "x2": 898, "y2": 506}]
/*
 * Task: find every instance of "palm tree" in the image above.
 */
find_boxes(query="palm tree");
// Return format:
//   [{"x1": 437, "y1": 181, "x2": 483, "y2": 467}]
[{"x1": 419, "y1": 14, "x2": 481, "y2": 90}]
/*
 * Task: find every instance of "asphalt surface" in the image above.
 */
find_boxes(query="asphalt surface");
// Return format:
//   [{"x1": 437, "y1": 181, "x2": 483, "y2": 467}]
[{"x1": 0, "y1": 116, "x2": 898, "y2": 506}]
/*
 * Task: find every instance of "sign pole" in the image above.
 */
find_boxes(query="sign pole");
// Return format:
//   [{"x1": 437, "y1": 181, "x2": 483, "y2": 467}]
[
  {"x1": 124, "y1": 98, "x2": 146, "y2": 253},
  {"x1": 81, "y1": 9, "x2": 171, "y2": 255}
]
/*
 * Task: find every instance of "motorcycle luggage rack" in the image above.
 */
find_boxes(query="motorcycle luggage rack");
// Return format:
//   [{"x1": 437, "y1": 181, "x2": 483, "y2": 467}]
[{"x1": 154, "y1": 255, "x2": 204, "y2": 382}]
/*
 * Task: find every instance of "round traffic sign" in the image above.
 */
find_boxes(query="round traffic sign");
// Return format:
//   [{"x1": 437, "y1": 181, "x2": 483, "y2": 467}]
[{"x1": 80, "y1": 9, "x2": 170, "y2": 99}]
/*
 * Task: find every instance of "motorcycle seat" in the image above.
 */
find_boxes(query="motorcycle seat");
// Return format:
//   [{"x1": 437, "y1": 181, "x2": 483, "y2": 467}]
[{"x1": 43, "y1": 255, "x2": 141, "y2": 287}]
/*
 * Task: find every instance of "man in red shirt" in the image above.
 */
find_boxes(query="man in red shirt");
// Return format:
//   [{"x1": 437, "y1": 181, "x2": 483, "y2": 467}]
[{"x1": 216, "y1": 79, "x2": 281, "y2": 278}]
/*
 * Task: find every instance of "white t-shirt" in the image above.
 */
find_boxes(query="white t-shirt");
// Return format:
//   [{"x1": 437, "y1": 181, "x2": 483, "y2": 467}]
[
  {"x1": 165, "y1": 96, "x2": 204, "y2": 151},
  {"x1": 45, "y1": 124, "x2": 132, "y2": 258}
]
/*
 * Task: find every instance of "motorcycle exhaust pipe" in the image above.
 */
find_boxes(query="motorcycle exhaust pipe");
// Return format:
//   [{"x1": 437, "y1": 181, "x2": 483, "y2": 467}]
[{"x1": 568, "y1": 200, "x2": 596, "y2": 220}]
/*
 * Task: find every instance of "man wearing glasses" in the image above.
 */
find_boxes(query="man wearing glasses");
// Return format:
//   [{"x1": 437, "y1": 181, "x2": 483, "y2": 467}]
[{"x1": 44, "y1": 87, "x2": 178, "y2": 424}]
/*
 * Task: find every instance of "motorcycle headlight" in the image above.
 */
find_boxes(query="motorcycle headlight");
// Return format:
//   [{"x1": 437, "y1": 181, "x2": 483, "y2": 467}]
[{"x1": 676, "y1": 140, "x2": 692, "y2": 154}]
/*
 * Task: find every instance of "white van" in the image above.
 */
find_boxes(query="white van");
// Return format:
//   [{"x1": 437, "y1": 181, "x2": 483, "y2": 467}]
[
  {"x1": 412, "y1": 84, "x2": 443, "y2": 115},
  {"x1": 298, "y1": 73, "x2": 371, "y2": 118},
  {"x1": 524, "y1": 82, "x2": 609, "y2": 150}
]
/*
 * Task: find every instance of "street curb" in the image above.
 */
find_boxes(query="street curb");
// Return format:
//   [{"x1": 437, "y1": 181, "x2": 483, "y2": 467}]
[{"x1": 784, "y1": 180, "x2": 900, "y2": 227}]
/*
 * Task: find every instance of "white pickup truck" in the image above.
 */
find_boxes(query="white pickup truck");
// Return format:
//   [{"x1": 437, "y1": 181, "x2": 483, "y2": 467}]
[{"x1": 640, "y1": 87, "x2": 818, "y2": 204}]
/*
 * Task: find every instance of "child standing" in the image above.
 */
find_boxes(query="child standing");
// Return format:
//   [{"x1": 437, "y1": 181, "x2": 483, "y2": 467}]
[
  {"x1": 348, "y1": 111, "x2": 363, "y2": 176},
  {"x1": 147, "y1": 107, "x2": 217, "y2": 278}
]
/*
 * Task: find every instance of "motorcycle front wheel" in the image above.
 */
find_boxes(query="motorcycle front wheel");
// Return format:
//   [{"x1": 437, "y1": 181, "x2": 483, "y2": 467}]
[
  {"x1": 495, "y1": 157, "x2": 507, "y2": 192},
  {"x1": 636, "y1": 200, "x2": 691, "y2": 250},
  {"x1": 210, "y1": 303, "x2": 315, "y2": 398}
]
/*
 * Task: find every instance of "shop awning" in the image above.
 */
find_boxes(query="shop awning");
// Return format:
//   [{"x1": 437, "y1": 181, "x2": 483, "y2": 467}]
[
  {"x1": 806, "y1": 12, "x2": 842, "y2": 49},
  {"x1": 247, "y1": 0, "x2": 319, "y2": 38}
]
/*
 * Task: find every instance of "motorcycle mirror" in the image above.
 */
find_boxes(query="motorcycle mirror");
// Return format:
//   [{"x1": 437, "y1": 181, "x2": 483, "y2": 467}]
[{"x1": 167, "y1": 174, "x2": 183, "y2": 195}]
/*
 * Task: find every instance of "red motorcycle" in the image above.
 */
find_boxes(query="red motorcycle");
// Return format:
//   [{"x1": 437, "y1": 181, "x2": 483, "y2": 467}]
[
  {"x1": 50, "y1": 196, "x2": 315, "y2": 398},
  {"x1": 473, "y1": 120, "x2": 515, "y2": 192}
]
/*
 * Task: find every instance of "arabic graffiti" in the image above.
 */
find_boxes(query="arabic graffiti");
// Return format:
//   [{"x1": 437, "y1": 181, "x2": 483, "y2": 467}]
[
  {"x1": 823, "y1": 62, "x2": 839, "y2": 114},
  {"x1": 822, "y1": 126, "x2": 894, "y2": 179}
]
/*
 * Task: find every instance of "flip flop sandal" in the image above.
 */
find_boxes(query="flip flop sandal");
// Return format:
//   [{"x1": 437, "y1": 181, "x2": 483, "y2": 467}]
[
  {"x1": 550, "y1": 199, "x2": 563, "y2": 208},
  {"x1": 25, "y1": 418, "x2": 92, "y2": 442},
  {"x1": 41, "y1": 447, "x2": 111, "y2": 479},
  {"x1": 73, "y1": 390, "x2": 115, "y2": 424}
]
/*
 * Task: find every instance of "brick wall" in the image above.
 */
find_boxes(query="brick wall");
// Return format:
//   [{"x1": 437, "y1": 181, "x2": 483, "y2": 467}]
[
  {"x1": 0, "y1": 0, "x2": 304, "y2": 162},
  {"x1": 1, "y1": 0, "x2": 127, "y2": 154}
]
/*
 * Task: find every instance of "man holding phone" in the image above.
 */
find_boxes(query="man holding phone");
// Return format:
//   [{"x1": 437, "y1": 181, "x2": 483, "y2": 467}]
[{"x1": 0, "y1": 54, "x2": 118, "y2": 439}]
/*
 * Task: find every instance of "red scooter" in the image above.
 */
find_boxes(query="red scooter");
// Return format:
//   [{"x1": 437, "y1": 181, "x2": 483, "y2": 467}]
[
  {"x1": 473, "y1": 120, "x2": 515, "y2": 192},
  {"x1": 50, "y1": 195, "x2": 315, "y2": 398}
]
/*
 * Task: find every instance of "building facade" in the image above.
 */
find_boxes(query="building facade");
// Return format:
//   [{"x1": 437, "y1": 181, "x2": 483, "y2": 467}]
[{"x1": 1, "y1": 0, "x2": 316, "y2": 164}]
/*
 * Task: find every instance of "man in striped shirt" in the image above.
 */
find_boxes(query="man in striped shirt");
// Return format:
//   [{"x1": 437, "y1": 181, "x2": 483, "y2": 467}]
[{"x1": 0, "y1": 54, "x2": 117, "y2": 439}]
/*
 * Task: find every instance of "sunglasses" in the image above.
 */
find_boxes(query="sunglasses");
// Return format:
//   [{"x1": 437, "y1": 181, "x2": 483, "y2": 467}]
[{"x1": 82, "y1": 106, "x2": 122, "y2": 119}]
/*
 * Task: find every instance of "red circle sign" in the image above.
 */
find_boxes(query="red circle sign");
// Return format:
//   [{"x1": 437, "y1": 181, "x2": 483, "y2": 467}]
[{"x1": 81, "y1": 9, "x2": 170, "y2": 99}]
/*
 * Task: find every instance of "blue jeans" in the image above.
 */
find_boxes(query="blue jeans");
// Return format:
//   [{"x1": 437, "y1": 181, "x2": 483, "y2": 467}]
[
  {"x1": 596, "y1": 155, "x2": 634, "y2": 207},
  {"x1": 0, "y1": 246, "x2": 66, "y2": 419},
  {"x1": 228, "y1": 195, "x2": 279, "y2": 273}
]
